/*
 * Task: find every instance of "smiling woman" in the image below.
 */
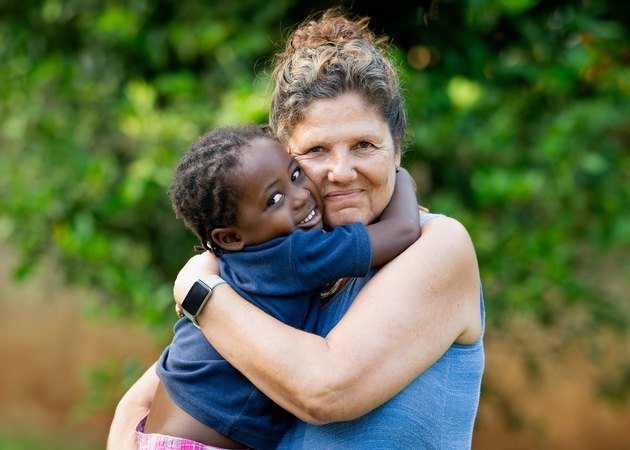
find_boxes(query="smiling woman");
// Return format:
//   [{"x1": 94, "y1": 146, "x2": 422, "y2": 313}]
[{"x1": 109, "y1": 9, "x2": 483, "y2": 450}]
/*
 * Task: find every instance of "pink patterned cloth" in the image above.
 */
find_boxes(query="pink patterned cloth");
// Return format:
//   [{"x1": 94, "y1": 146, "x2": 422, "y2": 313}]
[{"x1": 135, "y1": 414, "x2": 240, "y2": 450}]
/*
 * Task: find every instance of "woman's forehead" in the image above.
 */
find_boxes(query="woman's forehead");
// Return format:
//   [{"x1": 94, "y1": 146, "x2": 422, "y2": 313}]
[{"x1": 289, "y1": 94, "x2": 392, "y2": 147}]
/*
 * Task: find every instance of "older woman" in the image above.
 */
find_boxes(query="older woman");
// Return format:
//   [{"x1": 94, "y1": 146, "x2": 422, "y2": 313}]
[{"x1": 109, "y1": 9, "x2": 484, "y2": 449}]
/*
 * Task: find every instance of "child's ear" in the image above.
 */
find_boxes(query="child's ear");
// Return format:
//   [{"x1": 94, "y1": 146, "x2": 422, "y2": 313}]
[{"x1": 211, "y1": 227, "x2": 245, "y2": 252}]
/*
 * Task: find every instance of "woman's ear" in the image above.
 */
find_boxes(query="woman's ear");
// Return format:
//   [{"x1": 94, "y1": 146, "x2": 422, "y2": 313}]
[
  {"x1": 211, "y1": 227, "x2": 245, "y2": 252},
  {"x1": 394, "y1": 145, "x2": 402, "y2": 168}
]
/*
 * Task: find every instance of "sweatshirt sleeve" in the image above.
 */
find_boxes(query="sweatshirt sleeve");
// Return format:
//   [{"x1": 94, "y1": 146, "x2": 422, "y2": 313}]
[{"x1": 289, "y1": 222, "x2": 372, "y2": 292}]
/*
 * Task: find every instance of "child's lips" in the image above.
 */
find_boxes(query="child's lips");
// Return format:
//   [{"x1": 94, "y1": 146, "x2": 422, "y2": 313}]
[
  {"x1": 299, "y1": 209, "x2": 316, "y2": 224},
  {"x1": 297, "y1": 207, "x2": 322, "y2": 229}
]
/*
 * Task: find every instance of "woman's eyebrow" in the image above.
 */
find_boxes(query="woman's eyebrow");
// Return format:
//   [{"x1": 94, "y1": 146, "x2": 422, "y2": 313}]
[{"x1": 289, "y1": 145, "x2": 308, "y2": 155}]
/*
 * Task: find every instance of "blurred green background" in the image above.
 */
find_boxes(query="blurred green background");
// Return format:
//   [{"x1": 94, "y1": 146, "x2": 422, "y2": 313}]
[{"x1": 1, "y1": 0, "x2": 629, "y2": 448}]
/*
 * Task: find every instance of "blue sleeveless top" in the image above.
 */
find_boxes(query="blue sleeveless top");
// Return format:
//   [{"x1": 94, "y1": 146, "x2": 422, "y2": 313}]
[{"x1": 278, "y1": 214, "x2": 485, "y2": 449}]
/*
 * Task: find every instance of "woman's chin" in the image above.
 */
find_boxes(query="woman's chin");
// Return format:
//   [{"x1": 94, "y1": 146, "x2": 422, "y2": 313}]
[{"x1": 325, "y1": 208, "x2": 376, "y2": 227}]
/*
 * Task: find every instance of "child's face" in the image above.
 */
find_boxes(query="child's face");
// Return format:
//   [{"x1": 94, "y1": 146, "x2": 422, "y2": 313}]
[{"x1": 231, "y1": 138, "x2": 324, "y2": 247}]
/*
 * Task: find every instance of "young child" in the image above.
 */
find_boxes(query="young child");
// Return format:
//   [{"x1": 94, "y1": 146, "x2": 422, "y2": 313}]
[{"x1": 137, "y1": 123, "x2": 420, "y2": 449}]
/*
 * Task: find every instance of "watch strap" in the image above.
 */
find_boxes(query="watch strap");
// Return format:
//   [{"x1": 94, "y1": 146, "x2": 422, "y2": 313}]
[{"x1": 198, "y1": 274, "x2": 227, "y2": 291}]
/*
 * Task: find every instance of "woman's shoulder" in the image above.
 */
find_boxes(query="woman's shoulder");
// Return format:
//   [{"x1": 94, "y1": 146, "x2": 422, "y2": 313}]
[
  {"x1": 419, "y1": 213, "x2": 475, "y2": 249},
  {"x1": 415, "y1": 212, "x2": 482, "y2": 343},
  {"x1": 412, "y1": 212, "x2": 479, "y2": 290}
]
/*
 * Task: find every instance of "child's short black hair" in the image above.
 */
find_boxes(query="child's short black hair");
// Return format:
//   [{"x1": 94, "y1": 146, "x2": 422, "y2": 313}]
[{"x1": 168, "y1": 123, "x2": 274, "y2": 255}]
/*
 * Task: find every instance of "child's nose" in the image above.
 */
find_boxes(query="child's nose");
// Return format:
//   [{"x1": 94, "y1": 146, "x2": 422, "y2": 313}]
[{"x1": 291, "y1": 187, "x2": 310, "y2": 209}]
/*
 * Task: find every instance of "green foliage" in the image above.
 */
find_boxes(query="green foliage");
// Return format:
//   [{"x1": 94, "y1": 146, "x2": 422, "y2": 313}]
[
  {"x1": 399, "y1": 0, "x2": 630, "y2": 330},
  {"x1": 0, "y1": 0, "x2": 628, "y2": 340},
  {"x1": 0, "y1": 0, "x2": 288, "y2": 330}
]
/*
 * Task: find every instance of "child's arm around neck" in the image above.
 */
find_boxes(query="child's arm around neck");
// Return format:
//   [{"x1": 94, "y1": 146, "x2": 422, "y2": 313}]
[{"x1": 365, "y1": 168, "x2": 421, "y2": 267}]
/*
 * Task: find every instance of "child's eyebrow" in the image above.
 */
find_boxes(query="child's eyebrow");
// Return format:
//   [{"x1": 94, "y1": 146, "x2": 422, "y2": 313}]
[
  {"x1": 262, "y1": 159, "x2": 294, "y2": 194},
  {"x1": 263, "y1": 178, "x2": 279, "y2": 193}
]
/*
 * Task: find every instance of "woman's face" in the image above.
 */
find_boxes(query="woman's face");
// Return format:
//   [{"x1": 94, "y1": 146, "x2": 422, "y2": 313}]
[{"x1": 287, "y1": 93, "x2": 401, "y2": 228}]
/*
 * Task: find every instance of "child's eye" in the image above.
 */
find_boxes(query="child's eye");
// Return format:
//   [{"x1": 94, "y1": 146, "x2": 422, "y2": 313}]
[
  {"x1": 268, "y1": 192, "x2": 283, "y2": 206},
  {"x1": 291, "y1": 167, "x2": 301, "y2": 182}
]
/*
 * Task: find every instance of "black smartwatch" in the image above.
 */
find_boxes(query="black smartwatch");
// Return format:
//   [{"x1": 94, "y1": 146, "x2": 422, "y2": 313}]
[{"x1": 181, "y1": 275, "x2": 227, "y2": 328}]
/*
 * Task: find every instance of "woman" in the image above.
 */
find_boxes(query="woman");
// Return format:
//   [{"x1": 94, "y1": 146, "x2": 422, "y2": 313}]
[{"x1": 108, "y1": 8, "x2": 484, "y2": 449}]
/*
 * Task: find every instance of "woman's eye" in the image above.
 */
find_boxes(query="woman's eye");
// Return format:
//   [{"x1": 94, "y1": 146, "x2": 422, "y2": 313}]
[
  {"x1": 291, "y1": 167, "x2": 301, "y2": 182},
  {"x1": 268, "y1": 193, "x2": 283, "y2": 206},
  {"x1": 293, "y1": 146, "x2": 326, "y2": 162}
]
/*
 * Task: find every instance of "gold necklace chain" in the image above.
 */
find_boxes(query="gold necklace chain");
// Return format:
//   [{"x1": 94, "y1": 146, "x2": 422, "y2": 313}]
[{"x1": 320, "y1": 277, "x2": 349, "y2": 306}]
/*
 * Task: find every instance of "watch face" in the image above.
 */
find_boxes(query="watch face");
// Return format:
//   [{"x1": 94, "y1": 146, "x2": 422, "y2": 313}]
[{"x1": 182, "y1": 281, "x2": 210, "y2": 315}]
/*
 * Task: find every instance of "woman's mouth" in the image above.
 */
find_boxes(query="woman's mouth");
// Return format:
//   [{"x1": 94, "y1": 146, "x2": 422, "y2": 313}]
[{"x1": 325, "y1": 189, "x2": 362, "y2": 202}]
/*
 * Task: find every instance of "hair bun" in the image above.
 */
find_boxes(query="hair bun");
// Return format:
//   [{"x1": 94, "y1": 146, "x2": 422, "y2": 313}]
[{"x1": 286, "y1": 8, "x2": 379, "y2": 55}]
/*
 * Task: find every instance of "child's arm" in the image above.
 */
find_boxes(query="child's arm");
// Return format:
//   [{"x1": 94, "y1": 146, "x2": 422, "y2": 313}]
[{"x1": 365, "y1": 168, "x2": 421, "y2": 267}]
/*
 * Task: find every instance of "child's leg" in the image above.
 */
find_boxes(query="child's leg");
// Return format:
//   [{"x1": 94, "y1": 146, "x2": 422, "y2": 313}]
[{"x1": 141, "y1": 381, "x2": 246, "y2": 449}]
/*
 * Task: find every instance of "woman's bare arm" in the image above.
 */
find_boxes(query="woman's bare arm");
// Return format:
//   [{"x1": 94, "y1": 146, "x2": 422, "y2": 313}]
[
  {"x1": 107, "y1": 362, "x2": 159, "y2": 450},
  {"x1": 176, "y1": 216, "x2": 481, "y2": 424}
]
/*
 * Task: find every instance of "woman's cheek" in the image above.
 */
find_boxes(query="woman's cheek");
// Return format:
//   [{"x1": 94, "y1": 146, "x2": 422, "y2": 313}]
[
  {"x1": 298, "y1": 160, "x2": 327, "y2": 189},
  {"x1": 373, "y1": 165, "x2": 396, "y2": 203}
]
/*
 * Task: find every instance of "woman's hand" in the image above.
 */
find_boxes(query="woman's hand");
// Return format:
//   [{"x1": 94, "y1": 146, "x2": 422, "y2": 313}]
[
  {"x1": 107, "y1": 363, "x2": 159, "y2": 450},
  {"x1": 174, "y1": 252, "x2": 220, "y2": 311}
]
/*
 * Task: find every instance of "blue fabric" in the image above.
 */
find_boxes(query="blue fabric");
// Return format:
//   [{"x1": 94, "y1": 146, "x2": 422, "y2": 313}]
[
  {"x1": 157, "y1": 222, "x2": 372, "y2": 450},
  {"x1": 278, "y1": 214, "x2": 485, "y2": 449},
  {"x1": 220, "y1": 222, "x2": 372, "y2": 325}
]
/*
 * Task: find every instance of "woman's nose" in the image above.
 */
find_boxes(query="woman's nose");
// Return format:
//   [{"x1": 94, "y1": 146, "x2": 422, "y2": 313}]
[{"x1": 327, "y1": 152, "x2": 357, "y2": 183}]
